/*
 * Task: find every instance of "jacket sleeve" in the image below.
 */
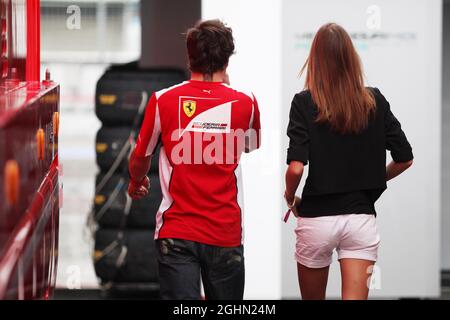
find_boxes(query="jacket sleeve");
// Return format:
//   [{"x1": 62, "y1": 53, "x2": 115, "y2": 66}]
[
  {"x1": 375, "y1": 88, "x2": 414, "y2": 162},
  {"x1": 286, "y1": 94, "x2": 310, "y2": 165}
]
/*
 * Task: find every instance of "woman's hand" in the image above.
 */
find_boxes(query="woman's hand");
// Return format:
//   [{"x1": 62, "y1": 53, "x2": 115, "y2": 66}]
[
  {"x1": 291, "y1": 196, "x2": 302, "y2": 217},
  {"x1": 284, "y1": 161, "x2": 304, "y2": 219},
  {"x1": 284, "y1": 191, "x2": 302, "y2": 218}
]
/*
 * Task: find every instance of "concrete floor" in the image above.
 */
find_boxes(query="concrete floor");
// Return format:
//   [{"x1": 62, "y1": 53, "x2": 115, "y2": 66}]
[
  {"x1": 57, "y1": 110, "x2": 101, "y2": 289},
  {"x1": 50, "y1": 63, "x2": 106, "y2": 289}
]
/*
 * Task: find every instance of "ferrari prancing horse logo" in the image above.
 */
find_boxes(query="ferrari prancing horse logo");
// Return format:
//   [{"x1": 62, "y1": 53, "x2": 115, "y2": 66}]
[{"x1": 183, "y1": 100, "x2": 196, "y2": 117}]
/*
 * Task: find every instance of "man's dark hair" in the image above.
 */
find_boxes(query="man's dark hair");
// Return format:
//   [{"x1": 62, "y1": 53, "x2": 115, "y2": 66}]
[{"x1": 186, "y1": 19, "x2": 234, "y2": 75}]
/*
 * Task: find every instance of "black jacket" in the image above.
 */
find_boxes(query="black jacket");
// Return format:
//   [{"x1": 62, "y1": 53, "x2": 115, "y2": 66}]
[{"x1": 286, "y1": 87, "x2": 413, "y2": 203}]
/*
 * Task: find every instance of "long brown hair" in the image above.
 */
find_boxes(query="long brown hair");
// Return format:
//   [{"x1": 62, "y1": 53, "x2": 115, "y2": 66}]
[{"x1": 301, "y1": 23, "x2": 375, "y2": 134}]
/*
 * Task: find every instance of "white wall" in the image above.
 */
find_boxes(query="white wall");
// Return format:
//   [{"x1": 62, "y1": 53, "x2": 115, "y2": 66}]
[
  {"x1": 202, "y1": 0, "x2": 283, "y2": 299},
  {"x1": 281, "y1": 0, "x2": 442, "y2": 298},
  {"x1": 442, "y1": 1, "x2": 450, "y2": 270}
]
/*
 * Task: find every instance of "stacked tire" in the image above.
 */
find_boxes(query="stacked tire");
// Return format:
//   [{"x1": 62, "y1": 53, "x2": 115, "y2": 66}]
[{"x1": 91, "y1": 62, "x2": 185, "y2": 293}]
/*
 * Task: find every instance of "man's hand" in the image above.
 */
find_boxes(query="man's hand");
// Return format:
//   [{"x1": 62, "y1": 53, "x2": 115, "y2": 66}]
[{"x1": 128, "y1": 176, "x2": 150, "y2": 200}]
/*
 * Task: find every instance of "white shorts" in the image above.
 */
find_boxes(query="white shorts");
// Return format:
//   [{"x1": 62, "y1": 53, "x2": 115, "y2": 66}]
[{"x1": 295, "y1": 214, "x2": 380, "y2": 268}]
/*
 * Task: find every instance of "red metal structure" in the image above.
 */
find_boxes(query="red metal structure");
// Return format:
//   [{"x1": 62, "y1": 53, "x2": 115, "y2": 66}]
[{"x1": 0, "y1": 0, "x2": 59, "y2": 299}]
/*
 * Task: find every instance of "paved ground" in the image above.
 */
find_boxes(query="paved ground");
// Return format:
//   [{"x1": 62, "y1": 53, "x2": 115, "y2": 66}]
[{"x1": 49, "y1": 63, "x2": 106, "y2": 289}]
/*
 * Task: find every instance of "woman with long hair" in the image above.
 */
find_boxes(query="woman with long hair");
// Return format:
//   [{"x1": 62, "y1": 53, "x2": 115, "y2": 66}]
[{"x1": 284, "y1": 23, "x2": 413, "y2": 300}]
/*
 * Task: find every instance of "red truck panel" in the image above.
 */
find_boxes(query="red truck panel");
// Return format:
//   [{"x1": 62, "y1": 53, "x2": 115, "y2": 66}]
[
  {"x1": 0, "y1": 0, "x2": 59, "y2": 300},
  {"x1": 0, "y1": 82, "x2": 60, "y2": 299}
]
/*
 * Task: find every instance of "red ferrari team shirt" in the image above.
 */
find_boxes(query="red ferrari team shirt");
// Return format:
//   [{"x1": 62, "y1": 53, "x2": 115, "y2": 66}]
[{"x1": 134, "y1": 80, "x2": 261, "y2": 247}]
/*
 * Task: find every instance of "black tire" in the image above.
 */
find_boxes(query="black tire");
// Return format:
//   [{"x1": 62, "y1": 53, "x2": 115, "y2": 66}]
[
  {"x1": 95, "y1": 126, "x2": 130, "y2": 173},
  {"x1": 94, "y1": 173, "x2": 162, "y2": 229},
  {"x1": 95, "y1": 67, "x2": 186, "y2": 126},
  {"x1": 95, "y1": 126, "x2": 160, "y2": 174},
  {"x1": 93, "y1": 228, "x2": 159, "y2": 283}
]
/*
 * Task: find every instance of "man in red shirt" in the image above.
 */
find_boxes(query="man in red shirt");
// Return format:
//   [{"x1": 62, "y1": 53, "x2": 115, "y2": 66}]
[{"x1": 128, "y1": 19, "x2": 261, "y2": 299}]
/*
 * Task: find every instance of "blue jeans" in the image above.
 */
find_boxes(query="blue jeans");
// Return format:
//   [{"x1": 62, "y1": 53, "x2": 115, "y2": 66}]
[{"x1": 156, "y1": 238, "x2": 245, "y2": 300}]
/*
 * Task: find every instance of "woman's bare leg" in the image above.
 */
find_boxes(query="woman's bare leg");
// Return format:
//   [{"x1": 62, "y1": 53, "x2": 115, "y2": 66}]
[
  {"x1": 297, "y1": 263, "x2": 329, "y2": 300},
  {"x1": 339, "y1": 258, "x2": 375, "y2": 300}
]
